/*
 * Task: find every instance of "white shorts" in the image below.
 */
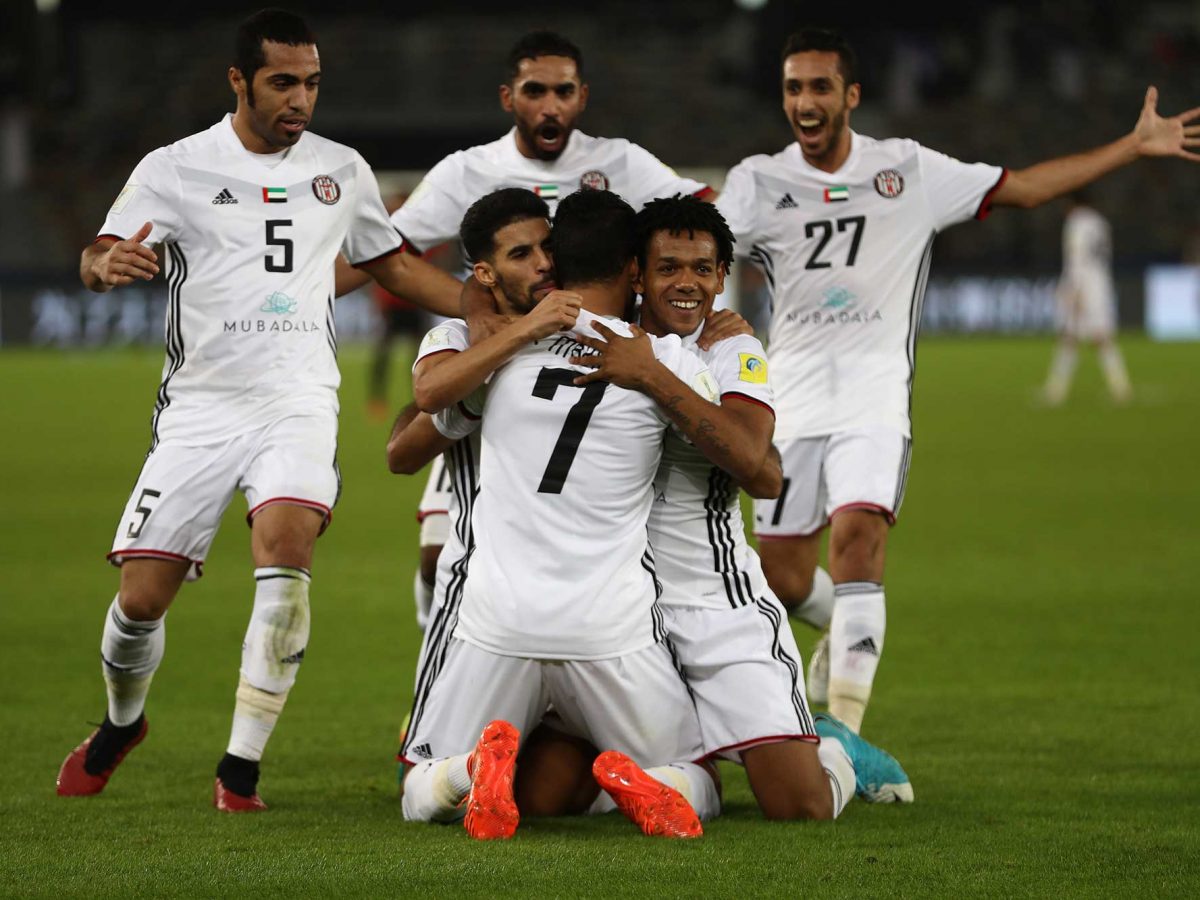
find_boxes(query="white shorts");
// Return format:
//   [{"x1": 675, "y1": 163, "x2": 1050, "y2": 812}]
[
  {"x1": 664, "y1": 598, "x2": 816, "y2": 761},
  {"x1": 416, "y1": 455, "x2": 451, "y2": 548},
  {"x1": 754, "y1": 426, "x2": 911, "y2": 539},
  {"x1": 400, "y1": 637, "x2": 704, "y2": 768},
  {"x1": 108, "y1": 412, "x2": 340, "y2": 579}
]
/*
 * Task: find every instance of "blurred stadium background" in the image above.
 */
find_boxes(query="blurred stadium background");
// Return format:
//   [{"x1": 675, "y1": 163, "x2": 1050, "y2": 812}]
[
  {"x1": 3, "y1": 0, "x2": 1200, "y2": 348},
  {"x1": 2, "y1": 2, "x2": 1199, "y2": 895}
]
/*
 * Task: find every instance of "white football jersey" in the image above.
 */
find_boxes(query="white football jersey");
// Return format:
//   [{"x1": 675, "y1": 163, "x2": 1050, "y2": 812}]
[
  {"x1": 456, "y1": 310, "x2": 719, "y2": 660},
  {"x1": 648, "y1": 331, "x2": 776, "y2": 611},
  {"x1": 98, "y1": 115, "x2": 402, "y2": 445},
  {"x1": 392, "y1": 128, "x2": 709, "y2": 253},
  {"x1": 718, "y1": 132, "x2": 1005, "y2": 439},
  {"x1": 1063, "y1": 205, "x2": 1112, "y2": 281}
]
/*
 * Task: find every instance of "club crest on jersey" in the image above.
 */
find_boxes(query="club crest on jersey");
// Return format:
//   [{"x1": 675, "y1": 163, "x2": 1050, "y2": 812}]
[
  {"x1": 579, "y1": 170, "x2": 609, "y2": 191},
  {"x1": 874, "y1": 169, "x2": 905, "y2": 199},
  {"x1": 311, "y1": 174, "x2": 341, "y2": 205},
  {"x1": 262, "y1": 186, "x2": 287, "y2": 203},
  {"x1": 738, "y1": 353, "x2": 768, "y2": 384}
]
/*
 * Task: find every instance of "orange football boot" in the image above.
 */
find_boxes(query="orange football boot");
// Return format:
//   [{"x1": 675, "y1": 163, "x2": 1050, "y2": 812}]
[
  {"x1": 592, "y1": 750, "x2": 703, "y2": 838},
  {"x1": 462, "y1": 720, "x2": 520, "y2": 840}
]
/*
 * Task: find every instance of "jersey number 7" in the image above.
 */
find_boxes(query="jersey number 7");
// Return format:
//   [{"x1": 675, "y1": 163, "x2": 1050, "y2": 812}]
[{"x1": 533, "y1": 367, "x2": 608, "y2": 494}]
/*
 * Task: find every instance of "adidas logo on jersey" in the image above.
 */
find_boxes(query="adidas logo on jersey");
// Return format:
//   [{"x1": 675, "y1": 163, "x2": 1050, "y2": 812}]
[
  {"x1": 775, "y1": 193, "x2": 798, "y2": 210},
  {"x1": 212, "y1": 188, "x2": 238, "y2": 205},
  {"x1": 847, "y1": 636, "x2": 879, "y2": 656},
  {"x1": 409, "y1": 743, "x2": 433, "y2": 760}
]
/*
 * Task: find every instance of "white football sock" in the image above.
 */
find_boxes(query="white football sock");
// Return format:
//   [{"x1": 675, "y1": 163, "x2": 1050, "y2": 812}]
[
  {"x1": 413, "y1": 569, "x2": 435, "y2": 631},
  {"x1": 828, "y1": 583, "x2": 886, "y2": 734},
  {"x1": 1043, "y1": 343, "x2": 1077, "y2": 404},
  {"x1": 790, "y1": 566, "x2": 835, "y2": 629},
  {"x1": 401, "y1": 754, "x2": 472, "y2": 822},
  {"x1": 226, "y1": 566, "x2": 310, "y2": 761},
  {"x1": 817, "y1": 735, "x2": 855, "y2": 818},
  {"x1": 101, "y1": 596, "x2": 165, "y2": 726},
  {"x1": 1099, "y1": 343, "x2": 1132, "y2": 402}
]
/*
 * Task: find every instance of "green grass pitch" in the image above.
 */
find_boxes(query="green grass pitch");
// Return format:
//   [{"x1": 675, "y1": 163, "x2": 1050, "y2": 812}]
[{"x1": 1, "y1": 337, "x2": 1197, "y2": 897}]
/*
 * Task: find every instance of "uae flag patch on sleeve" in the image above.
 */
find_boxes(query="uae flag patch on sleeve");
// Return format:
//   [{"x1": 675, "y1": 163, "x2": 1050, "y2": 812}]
[
  {"x1": 262, "y1": 186, "x2": 288, "y2": 203},
  {"x1": 823, "y1": 186, "x2": 849, "y2": 203}
]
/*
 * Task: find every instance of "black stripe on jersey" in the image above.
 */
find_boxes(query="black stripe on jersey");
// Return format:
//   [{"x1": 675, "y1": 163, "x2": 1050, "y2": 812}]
[
  {"x1": 705, "y1": 468, "x2": 754, "y2": 608},
  {"x1": 641, "y1": 541, "x2": 666, "y2": 643},
  {"x1": 325, "y1": 294, "x2": 337, "y2": 359},
  {"x1": 749, "y1": 244, "x2": 776, "y2": 313},
  {"x1": 753, "y1": 594, "x2": 813, "y2": 735},
  {"x1": 892, "y1": 437, "x2": 912, "y2": 515},
  {"x1": 150, "y1": 243, "x2": 188, "y2": 450},
  {"x1": 403, "y1": 441, "x2": 478, "y2": 756},
  {"x1": 903, "y1": 235, "x2": 936, "y2": 424}
]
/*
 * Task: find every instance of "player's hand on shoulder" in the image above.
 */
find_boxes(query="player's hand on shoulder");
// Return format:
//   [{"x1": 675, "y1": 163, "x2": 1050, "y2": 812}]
[
  {"x1": 524, "y1": 290, "x2": 582, "y2": 340},
  {"x1": 571, "y1": 321, "x2": 657, "y2": 389},
  {"x1": 1133, "y1": 86, "x2": 1200, "y2": 162},
  {"x1": 94, "y1": 221, "x2": 160, "y2": 287},
  {"x1": 696, "y1": 308, "x2": 753, "y2": 350}
]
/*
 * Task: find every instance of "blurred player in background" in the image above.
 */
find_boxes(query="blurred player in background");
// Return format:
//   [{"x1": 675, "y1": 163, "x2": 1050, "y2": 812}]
[
  {"x1": 719, "y1": 26, "x2": 1200, "y2": 733},
  {"x1": 366, "y1": 191, "x2": 439, "y2": 420},
  {"x1": 1041, "y1": 193, "x2": 1133, "y2": 405},
  {"x1": 56, "y1": 8, "x2": 460, "y2": 812},
  {"x1": 339, "y1": 30, "x2": 713, "y2": 646}
]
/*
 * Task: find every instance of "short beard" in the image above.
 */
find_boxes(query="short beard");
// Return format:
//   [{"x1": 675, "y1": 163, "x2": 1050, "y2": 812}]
[
  {"x1": 516, "y1": 119, "x2": 566, "y2": 162},
  {"x1": 495, "y1": 273, "x2": 537, "y2": 313}
]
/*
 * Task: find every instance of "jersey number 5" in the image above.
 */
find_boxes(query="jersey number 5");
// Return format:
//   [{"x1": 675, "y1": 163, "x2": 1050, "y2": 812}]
[
  {"x1": 265, "y1": 220, "x2": 293, "y2": 273},
  {"x1": 533, "y1": 367, "x2": 608, "y2": 494}
]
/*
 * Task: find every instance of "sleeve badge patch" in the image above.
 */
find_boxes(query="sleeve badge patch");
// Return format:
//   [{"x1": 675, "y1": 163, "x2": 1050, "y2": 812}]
[
  {"x1": 109, "y1": 182, "x2": 139, "y2": 214},
  {"x1": 738, "y1": 353, "x2": 768, "y2": 384}
]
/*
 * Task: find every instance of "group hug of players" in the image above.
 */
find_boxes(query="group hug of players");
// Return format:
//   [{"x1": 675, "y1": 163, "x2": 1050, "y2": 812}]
[{"x1": 55, "y1": 8, "x2": 1200, "y2": 837}]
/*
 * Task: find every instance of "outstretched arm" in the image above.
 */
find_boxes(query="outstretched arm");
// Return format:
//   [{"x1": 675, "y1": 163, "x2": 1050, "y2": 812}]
[
  {"x1": 358, "y1": 250, "x2": 462, "y2": 318},
  {"x1": 995, "y1": 86, "x2": 1200, "y2": 209}
]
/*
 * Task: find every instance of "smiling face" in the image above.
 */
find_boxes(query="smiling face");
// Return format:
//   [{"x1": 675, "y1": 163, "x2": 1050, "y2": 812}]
[
  {"x1": 636, "y1": 230, "x2": 726, "y2": 338},
  {"x1": 473, "y1": 216, "x2": 555, "y2": 313},
  {"x1": 500, "y1": 55, "x2": 589, "y2": 161},
  {"x1": 782, "y1": 50, "x2": 860, "y2": 172},
  {"x1": 230, "y1": 40, "x2": 321, "y2": 153}
]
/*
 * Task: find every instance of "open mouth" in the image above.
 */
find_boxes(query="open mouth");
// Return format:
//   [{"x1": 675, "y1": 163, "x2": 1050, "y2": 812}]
[
  {"x1": 536, "y1": 122, "x2": 564, "y2": 149},
  {"x1": 796, "y1": 116, "x2": 824, "y2": 140},
  {"x1": 279, "y1": 117, "x2": 308, "y2": 136},
  {"x1": 532, "y1": 279, "x2": 556, "y2": 299},
  {"x1": 668, "y1": 299, "x2": 701, "y2": 311}
]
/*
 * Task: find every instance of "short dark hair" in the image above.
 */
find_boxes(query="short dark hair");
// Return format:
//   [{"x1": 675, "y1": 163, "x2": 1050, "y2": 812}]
[
  {"x1": 459, "y1": 188, "x2": 550, "y2": 263},
  {"x1": 551, "y1": 190, "x2": 637, "y2": 287},
  {"x1": 781, "y1": 27, "x2": 858, "y2": 86},
  {"x1": 506, "y1": 31, "x2": 584, "y2": 81},
  {"x1": 234, "y1": 8, "x2": 318, "y2": 86},
  {"x1": 635, "y1": 196, "x2": 735, "y2": 273}
]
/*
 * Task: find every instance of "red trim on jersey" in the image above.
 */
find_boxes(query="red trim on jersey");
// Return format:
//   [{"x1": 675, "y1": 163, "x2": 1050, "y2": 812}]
[
  {"x1": 755, "y1": 527, "x2": 827, "y2": 541},
  {"x1": 830, "y1": 501, "x2": 896, "y2": 525},
  {"x1": 351, "y1": 242, "x2": 406, "y2": 269},
  {"x1": 94, "y1": 234, "x2": 124, "y2": 244},
  {"x1": 415, "y1": 508, "x2": 449, "y2": 523},
  {"x1": 246, "y1": 497, "x2": 334, "y2": 533},
  {"x1": 458, "y1": 400, "x2": 481, "y2": 421},
  {"x1": 693, "y1": 186, "x2": 716, "y2": 200},
  {"x1": 974, "y1": 169, "x2": 1009, "y2": 220},
  {"x1": 721, "y1": 392, "x2": 775, "y2": 417},
  {"x1": 706, "y1": 733, "x2": 820, "y2": 759}
]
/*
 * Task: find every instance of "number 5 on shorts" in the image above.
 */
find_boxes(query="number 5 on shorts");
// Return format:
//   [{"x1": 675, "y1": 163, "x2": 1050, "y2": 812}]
[{"x1": 127, "y1": 488, "x2": 162, "y2": 539}]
